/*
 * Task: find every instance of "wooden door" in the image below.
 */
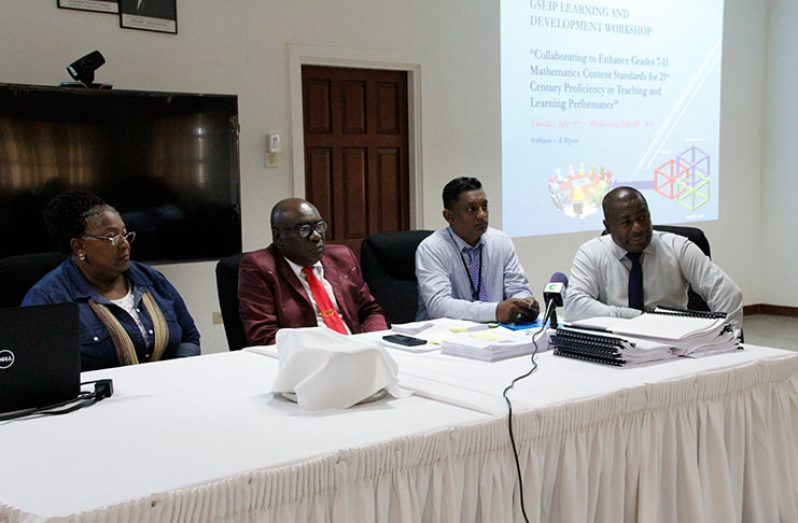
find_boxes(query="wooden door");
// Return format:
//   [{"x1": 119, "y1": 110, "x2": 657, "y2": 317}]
[{"x1": 302, "y1": 65, "x2": 410, "y2": 257}]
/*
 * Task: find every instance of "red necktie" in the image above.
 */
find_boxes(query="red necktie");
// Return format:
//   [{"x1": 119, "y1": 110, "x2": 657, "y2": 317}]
[{"x1": 301, "y1": 266, "x2": 348, "y2": 335}]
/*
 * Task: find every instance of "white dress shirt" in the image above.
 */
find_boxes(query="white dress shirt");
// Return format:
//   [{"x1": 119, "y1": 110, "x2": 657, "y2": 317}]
[
  {"x1": 415, "y1": 227, "x2": 533, "y2": 322},
  {"x1": 565, "y1": 231, "x2": 743, "y2": 327}
]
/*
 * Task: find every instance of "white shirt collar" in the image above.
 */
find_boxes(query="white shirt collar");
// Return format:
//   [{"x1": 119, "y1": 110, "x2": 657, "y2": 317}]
[
  {"x1": 284, "y1": 257, "x2": 323, "y2": 280},
  {"x1": 607, "y1": 230, "x2": 659, "y2": 260},
  {"x1": 446, "y1": 227, "x2": 486, "y2": 251}
]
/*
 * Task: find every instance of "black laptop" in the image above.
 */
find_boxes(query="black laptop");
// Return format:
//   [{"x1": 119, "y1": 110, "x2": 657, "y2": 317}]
[{"x1": 0, "y1": 303, "x2": 80, "y2": 415}]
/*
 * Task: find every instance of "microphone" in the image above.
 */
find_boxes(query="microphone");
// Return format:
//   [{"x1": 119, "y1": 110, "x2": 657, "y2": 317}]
[{"x1": 543, "y1": 272, "x2": 569, "y2": 328}]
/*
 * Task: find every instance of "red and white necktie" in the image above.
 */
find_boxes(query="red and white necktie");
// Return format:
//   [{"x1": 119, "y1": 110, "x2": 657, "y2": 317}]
[{"x1": 301, "y1": 266, "x2": 348, "y2": 335}]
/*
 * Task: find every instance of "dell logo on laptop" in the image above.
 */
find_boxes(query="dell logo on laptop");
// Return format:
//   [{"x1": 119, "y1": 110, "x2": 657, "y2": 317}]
[{"x1": 0, "y1": 349, "x2": 15, "y2": 370}]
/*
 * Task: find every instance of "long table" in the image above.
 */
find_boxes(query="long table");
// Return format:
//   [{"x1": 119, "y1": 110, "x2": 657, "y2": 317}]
[{"x1": 1, "y1": 338, "x2": 797, "y2": 522}]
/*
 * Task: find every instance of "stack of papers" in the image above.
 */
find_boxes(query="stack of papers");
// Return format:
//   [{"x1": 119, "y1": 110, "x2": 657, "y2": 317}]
[
  {"x1": 379, "y1": 319, "x2": 551, "y2": 361},
  {"x1": 569, "y1": 311, "x2": 740, "y2": 357},
  {"x1": 390, "y1": 321, "x2": 435, "y2": 335},
  {"x1": 551, "y1": 326, "x2": 676, "y2": 367},
  {"x1": 440, "y1": 330, "x2": 538, "y2": 362}
]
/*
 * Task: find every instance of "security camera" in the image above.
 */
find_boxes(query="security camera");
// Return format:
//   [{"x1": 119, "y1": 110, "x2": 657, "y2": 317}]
[{"x1": 62, "y1": 50, "x2": 112, "y2": 89}]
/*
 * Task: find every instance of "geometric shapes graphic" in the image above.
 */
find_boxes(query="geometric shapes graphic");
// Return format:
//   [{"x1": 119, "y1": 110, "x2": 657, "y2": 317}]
[
  {"x1": 654, "y1": 159, "x2": 690, "y2": 200},
  {"x1": 675, "y1": 170, "x2": 710, "y2": 211},
  {"x1": 676, "y1": 146, "x2": 711, "y2": 186},
  {"x1": 653, "y1": 146, "x2": 712, "y2": 210}
]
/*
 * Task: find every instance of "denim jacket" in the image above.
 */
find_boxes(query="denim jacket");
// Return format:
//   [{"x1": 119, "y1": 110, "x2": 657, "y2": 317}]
[{"x1": 23, "y1": 259, "x2": 200, "y2": 371}]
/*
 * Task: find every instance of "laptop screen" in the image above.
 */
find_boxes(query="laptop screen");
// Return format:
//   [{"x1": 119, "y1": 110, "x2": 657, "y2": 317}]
[{"x1": 0, "y1": 303, "x2": 80, "y2": 414}]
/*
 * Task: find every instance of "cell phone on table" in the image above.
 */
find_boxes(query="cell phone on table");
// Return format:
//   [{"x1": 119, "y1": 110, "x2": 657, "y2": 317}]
[{"x1": 382, "y1": 334, "x2": 427, "y2": 347}]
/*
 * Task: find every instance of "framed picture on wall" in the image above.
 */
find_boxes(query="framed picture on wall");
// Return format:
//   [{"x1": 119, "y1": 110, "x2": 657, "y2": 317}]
[
  {"x1": 119, "y1": 0, "x2": 177, "y2": 34},
  {"x1": 57, "y1": 0, "x2": 119, "y2": 14}
]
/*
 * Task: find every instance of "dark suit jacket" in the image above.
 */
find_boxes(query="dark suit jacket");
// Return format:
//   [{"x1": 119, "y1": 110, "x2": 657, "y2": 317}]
[{"x1": 238, "y1": 244, "x2": 388, "y2": 345}]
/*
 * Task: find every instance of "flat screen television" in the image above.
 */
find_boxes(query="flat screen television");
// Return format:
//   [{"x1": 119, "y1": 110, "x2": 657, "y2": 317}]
[{"x1": 0, "y1": 83, "x2": 241, "y2": 263}]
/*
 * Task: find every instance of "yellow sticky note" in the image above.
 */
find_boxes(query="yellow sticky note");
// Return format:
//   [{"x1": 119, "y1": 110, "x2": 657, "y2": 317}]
[{"x1": 470, "y1": 332, "x2": 503, "y2": 341}]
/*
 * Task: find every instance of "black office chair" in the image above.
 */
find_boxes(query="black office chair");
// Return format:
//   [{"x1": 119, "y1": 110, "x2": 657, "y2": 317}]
[
  {"x1": 653, "y1": 225, "x2": 710, "y2": 258},
  {"x1": 0, "y1": 252, "x2": 67, "y2": 307},
  {"x1": 215, "y1": 253, "x2": 248, "y2": 351},
  {"x1": 652, "y1": 225, "x2": 711, "y2": 312},
  {"x1": 361, "y1": 230, "x2": 433, "y2": 325}
]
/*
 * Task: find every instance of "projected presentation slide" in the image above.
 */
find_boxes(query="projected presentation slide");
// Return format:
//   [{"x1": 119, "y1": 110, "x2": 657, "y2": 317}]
[{"x1": 501, "y1": 0, "x2": 723, "y2": 237}]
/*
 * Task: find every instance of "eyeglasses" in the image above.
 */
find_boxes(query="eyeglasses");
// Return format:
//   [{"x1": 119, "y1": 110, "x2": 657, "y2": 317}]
[
  {"x1": 282, "y1": 221, "x2": 328, "y2": 238},
  {"x1": 82, "y1": 231, "x2": 136, "y2": 247}
]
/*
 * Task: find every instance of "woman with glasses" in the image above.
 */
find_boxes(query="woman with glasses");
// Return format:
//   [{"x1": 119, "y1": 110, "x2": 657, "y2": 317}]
[{"x1": 23, "y1": 191, "x2": 200, "y2": 371}]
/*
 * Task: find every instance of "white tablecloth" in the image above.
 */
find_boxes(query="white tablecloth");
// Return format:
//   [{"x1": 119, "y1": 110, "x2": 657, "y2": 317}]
[
  {"x1": 0, "y1": 351, "x2": 487, "y2": 521},
  {"x1": 1, "y1": 341, "x2": 797, "y2": 522}
]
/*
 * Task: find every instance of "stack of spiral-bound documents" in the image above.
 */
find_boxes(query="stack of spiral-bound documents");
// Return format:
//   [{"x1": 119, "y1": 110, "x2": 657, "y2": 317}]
[
  {"x1": 604, "y1": 308, "x2": 740, "y2": 356},
  {"x1": 553, "y1": 308, "x2": 742, "y2": 366},
  {"x1": 551, "y1": 326, "x2": 676, "y2": 367}
]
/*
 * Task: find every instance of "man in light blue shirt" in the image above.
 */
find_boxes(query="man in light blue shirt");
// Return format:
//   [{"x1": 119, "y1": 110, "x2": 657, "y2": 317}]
[{"x1": 416, "y1": 177, "x2": 539, "y2": 323}]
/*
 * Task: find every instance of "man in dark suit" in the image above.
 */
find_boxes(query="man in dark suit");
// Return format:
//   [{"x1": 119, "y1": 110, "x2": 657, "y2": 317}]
[{"x1": 238, "y1": 198, "x2": 388, "y2": 345}]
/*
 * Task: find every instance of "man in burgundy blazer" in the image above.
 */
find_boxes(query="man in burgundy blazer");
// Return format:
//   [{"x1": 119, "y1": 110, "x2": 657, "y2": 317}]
[{"x1": 238, "y1": 198, "x2": 388, "y2": 345}]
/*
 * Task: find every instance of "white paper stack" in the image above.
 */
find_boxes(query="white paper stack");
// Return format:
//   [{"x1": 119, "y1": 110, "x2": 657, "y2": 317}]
[
  {"x1": 440, "y1": 330, "x2": 538, "y2": 362},
  {"x1": 570, "y1": 311, "x2": 740, "y2": 357},
  {"x1": 390, "y1": 321, "x2": 435, "y2": 335}
]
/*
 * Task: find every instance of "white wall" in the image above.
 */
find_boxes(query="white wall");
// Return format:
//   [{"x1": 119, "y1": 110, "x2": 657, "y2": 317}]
[
  {"x1": 761, "y1": 0, "x2": 798, "y2": 307},
  {"x1": 0, "y1": 0, "x2": 787, "y2": 352}
]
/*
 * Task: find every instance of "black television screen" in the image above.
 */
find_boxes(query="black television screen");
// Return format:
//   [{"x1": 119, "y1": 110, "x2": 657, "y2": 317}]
[{"x1": 0, "y1": 83, "x2": 241, "y2": 263}]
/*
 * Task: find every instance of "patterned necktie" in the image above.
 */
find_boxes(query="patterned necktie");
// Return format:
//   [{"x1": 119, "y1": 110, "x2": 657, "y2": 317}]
[
  {"x1": 462, "y1": 245, "x2": 488, "y2": 302},
  {"x1": 626, "y1": 252, "x2": 644, "y2": 311},
  {"x1": 301, "y1": 266, "x2": 348, "y2": 335}
]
